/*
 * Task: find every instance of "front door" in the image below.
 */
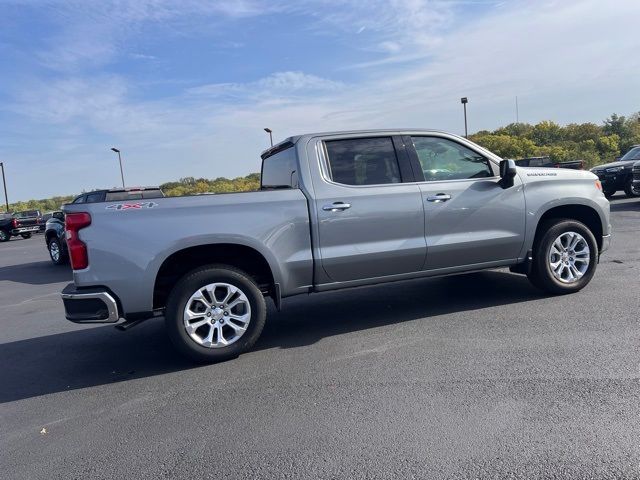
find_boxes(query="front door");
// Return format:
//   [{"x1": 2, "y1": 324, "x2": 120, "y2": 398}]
[
  {"x1": 405, "y1": 135, "x2": 526, "y2": 271},
  {"x1": 312, "y1": 136, "x2": 426, "y2": 282}
]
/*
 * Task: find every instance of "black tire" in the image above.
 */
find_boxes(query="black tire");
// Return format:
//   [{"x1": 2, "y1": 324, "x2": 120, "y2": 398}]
[
  {"x1": 20, "y1": 233, "x2": 32, "y2": 239},
  {"x1": 48, "y1": 237, "x2": 68, "y2": 265},
  {"x1": 165, "y1": 265, "x2": 267, "y2": 363},
  {"x1": 624, "y1": 179, "x2": 640, "y2": 197},
  {"x1": 527, "y1": 219, "x2": 598, "y2": 295},
  {"x1": 603, "y1": 189, "x2": 615, "y2": 199},
  {"x1": 0, "y1": 229, "x2": 9, "y2": 242}
]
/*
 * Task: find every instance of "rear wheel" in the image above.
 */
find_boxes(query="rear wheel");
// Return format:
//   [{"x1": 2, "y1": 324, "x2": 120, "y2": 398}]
[
  {"x1": 0, "y1": 229, "x2": 9, "y2": 242},
  {"x1": 48, "y1": 237, "x2": 68, "y2": 265},
  {"x1": 20, "y1": 233, "x2": 32, "y2": 239},
  {"x1": 165, "y1": 265, "x2": 267, "y2": 363},
  {"x1": 527, "y1": 219, "x2": 598, "y2": 294}
]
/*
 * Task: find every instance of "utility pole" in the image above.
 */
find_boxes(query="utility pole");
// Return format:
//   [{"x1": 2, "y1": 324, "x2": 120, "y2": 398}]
[
  {"x1": 110, "y1": 148, "x2": 126, "y2": 188},
  {"x1": 0, "y1": 162, "x2": 9, "y2": 212},
  {"x1": 515, "y1": 96, "x2": 519, "y2": 124},
  {"x1": 460, "y1": 97, "x2": 468, "y2": 138}
]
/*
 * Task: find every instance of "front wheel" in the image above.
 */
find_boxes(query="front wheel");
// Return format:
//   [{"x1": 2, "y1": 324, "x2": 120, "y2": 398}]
[
  {"x1": 527, "y1": 219, "x2": 598, "y2": 294},
  {"x1": 603, "y1": 189, "x2": 616, "y2": 199},
  {"x1": 48, "y1": 237, "x2": 68, "y2": 265},
  {"x1": 165, "y1": 265, "x2": 267, "y2": 363},
  {"x1": 624, "y1": 179, "x2": 640, "y2": 197}
]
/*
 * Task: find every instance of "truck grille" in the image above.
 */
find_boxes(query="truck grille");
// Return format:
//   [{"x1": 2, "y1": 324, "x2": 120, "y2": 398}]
[{"x1": 633, "y1": 164, "x2": 640, "y2": 182}]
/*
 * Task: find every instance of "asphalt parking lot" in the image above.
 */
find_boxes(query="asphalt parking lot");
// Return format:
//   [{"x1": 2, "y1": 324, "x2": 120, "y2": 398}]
[{"x1": 1, "y1": 196, "x2": 639, "y2": 479}]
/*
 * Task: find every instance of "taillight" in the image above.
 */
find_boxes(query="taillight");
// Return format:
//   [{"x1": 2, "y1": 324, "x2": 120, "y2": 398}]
[
  {"x1": 595, "y1": 180, "x2": 603, "y2": 192},
  {"x1": 65, "y1": 212, "x2": 91, "y2": 270},
  {"x1": 11, "y1": 218, "x2": 18, "y2": 228}
]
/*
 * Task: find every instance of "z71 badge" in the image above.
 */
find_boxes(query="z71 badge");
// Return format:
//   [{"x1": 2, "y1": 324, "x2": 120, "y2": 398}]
[{"x1": 106, "y1": 202, "x2": 158, "y2": 211}]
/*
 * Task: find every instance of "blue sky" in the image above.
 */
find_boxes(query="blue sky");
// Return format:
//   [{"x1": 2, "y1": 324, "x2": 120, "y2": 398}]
[{"x1": 1, "y1": 0, "x2": 639, "y2": 202}]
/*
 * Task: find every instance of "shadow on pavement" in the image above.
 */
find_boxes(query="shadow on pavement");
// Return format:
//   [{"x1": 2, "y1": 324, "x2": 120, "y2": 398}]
[
  {"x1": 0, "y1": 260, "x2": 72, "y2": 285},
  {"x1": 610, "y1": 200, "x2": 640, "y2": 212},
  {"x1": 1, "y1": 270, "x2": 543, "y2": 404}
]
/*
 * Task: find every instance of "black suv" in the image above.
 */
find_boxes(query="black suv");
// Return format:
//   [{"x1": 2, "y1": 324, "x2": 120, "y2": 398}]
[{"x1": 591, "y1": 145, "x2": 640, "y2": 198}]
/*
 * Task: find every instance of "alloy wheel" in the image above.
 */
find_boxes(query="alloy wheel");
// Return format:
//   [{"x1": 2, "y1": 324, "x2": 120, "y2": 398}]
[
  {"x1": 183, "y1": 282, "x2": 251, "y2": 348},
  {"x1": 548, "y1": 231, "x2": 590, "y2": 284}
]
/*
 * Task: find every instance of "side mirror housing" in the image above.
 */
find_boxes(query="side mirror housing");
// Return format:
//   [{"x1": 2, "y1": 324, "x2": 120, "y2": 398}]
[
  {"x1": 499, "y1": 159, "x2": 517, "y2": 189},
  {"x1": 53, "y1": 211, "x2": 65, "y2": 220}
]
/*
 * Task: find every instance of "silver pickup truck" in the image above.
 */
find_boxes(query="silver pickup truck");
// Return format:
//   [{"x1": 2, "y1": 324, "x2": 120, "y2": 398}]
[{"x1": 61, "y1": 130, "x2": 611, "y2": 362}]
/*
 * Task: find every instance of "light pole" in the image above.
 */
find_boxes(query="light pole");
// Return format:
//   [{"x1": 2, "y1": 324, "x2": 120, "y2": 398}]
[
  {"x1": 0, "y1": 162, "x2": 8, "y2": 213},
  {"x1": 460, "y1": 97, "x2": 468, "y2": 138},
  {"x1": 264, "y1": 128, "x2": 273, "y2": 147},
  {"x1": 110, "y1": 147, "x2": 126, "y2": 188}
]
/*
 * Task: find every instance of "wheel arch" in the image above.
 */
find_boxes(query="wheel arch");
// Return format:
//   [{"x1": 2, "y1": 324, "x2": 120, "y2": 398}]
[
  {"x1": 45, "y1": 229, "x2": 58, "y2": 246},
  {"x1": 153, "y1": 242, "x2": 279, "y2": 310},
  {"x1": 532, "y1": 203, "x2": 604, "y2": 252}
]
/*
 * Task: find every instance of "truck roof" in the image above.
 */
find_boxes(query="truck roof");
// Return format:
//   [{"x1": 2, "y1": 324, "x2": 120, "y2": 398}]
[{"x1": 260, "y1": 128, "x2": 450, "y2": 158}]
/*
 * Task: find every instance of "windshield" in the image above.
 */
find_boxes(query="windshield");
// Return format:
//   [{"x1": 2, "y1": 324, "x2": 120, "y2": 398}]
[{"x1": 620, "y1": 147, "x2": 640, "y2": 161}]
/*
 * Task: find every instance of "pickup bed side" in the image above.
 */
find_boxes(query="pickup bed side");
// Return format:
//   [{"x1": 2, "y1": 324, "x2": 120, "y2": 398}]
[{"x1": 64, "y1": 189, "x2": 313, "y2": 317}]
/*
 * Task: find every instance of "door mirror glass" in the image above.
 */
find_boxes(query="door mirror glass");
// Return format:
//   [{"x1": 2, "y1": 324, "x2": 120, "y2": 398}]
[{"x1": 499, "y1": 159, "x2": 517, "y2": 189}]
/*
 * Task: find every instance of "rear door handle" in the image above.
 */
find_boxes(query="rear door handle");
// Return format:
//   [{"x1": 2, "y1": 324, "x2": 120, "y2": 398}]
[
  {"x1": 323, "y1": 202, "x2": 351, "y2": 212},
  {"x1": 426, "y1": 193, "x2": 451, "y2": 202}
]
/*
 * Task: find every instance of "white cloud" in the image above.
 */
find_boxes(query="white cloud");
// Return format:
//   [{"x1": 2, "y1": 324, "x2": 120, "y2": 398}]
[
  {"x1": 4, "y1": 0, "x2": 640, "y2": 201},
  {"x1": 187, "y1": 71, "x2": 345, "y2": 98}
]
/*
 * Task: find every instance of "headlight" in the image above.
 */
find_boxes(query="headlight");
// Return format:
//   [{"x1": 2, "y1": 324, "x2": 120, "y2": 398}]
[{"x1": 605, "y1": 166, "x2": 624, "y2": 173}]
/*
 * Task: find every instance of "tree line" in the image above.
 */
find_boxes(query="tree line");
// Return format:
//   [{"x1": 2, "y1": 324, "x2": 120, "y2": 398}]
[
  {"x1": 470, "y1": 112, "x2": 640, "y2": 167},
  {"x1": 5, "y1": 112, "x2": 639, "y2": 213}
]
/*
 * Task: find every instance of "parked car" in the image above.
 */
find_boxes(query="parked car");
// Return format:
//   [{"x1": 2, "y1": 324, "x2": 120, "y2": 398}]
[
  {"x1": 44, "y1": 211, "x2": 67, "y2": 265},
  {"x1": 632, "y1": 161, "x2": 640, "y2": 196},
  {"x1": 70, "y1": 186, "x2": 164, "y2": 204},
  {"x1": 60, "y1": 129, "x2": 610, "y2": 363},
  {"x1": 514, "y1": 156, "x2": 584, "y2": 170},
  {"x1": 0, "y1": 211, "x2": 41, "y2": 242},
  {"x1": 591, "y1": 145, "x2": 640, "y2": 198}
]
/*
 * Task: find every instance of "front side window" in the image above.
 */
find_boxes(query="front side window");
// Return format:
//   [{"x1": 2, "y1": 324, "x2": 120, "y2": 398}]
[
  {"x1": 324, "y1": 137, "x2": 401, "y2": 186},
  {"x1": 411, "y1": 136, "x2": 493, "y2": 182}
]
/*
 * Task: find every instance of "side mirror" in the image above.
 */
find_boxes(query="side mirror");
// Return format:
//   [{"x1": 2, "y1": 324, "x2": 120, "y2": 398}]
[
  {"x1": 499, "y1": 159, "x2": 517, "y2": 189},
  {"x1": 53, "y1": 211, "x2": 64, "y2": 220}
]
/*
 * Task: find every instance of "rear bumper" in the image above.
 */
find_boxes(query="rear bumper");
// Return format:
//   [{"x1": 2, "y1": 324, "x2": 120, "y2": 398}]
[
  {"x1": 61, "y1": 283, "x2": 121, "y2": 323},
  {"x1": 11, "y1": 226, "x2": 40, "y2": 235}
]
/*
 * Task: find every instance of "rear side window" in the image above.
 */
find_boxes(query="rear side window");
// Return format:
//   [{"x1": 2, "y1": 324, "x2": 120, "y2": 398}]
[
  {"x1": 261, "y1": 146, "x2": 297, "y2": 189},
  {"x1": 324, "y1": 137, "x2": 401, "y2": 186},
  {"x1": 411, "y1": 136, "x2": 493, "y2": 182},
  {"x1": 105, "y1": 190, "x2": 163, "y2": 201},
  {"x1": 85, "y1": 192, "x2": 104, "y2": 203},
  {"x1": 72, "y1": 195, "x2": 85, "y2": 204}
]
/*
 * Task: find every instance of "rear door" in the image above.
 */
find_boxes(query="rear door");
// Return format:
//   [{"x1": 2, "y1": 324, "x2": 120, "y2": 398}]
[
  {"x1": 312, "y1": 136, "x2": 426, "y2": 282},
  {"x1": 405, "y1": 134, "x2": 526, "y2": 270}
]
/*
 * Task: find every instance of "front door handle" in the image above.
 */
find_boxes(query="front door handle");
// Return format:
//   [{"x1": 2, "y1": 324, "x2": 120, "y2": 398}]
[
  {"x1": 426, "y1": 193, "x2": 451, "y2": 202},
  {"x1": 323, "y1": 202, "x2": 351, "y2": 212}
]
